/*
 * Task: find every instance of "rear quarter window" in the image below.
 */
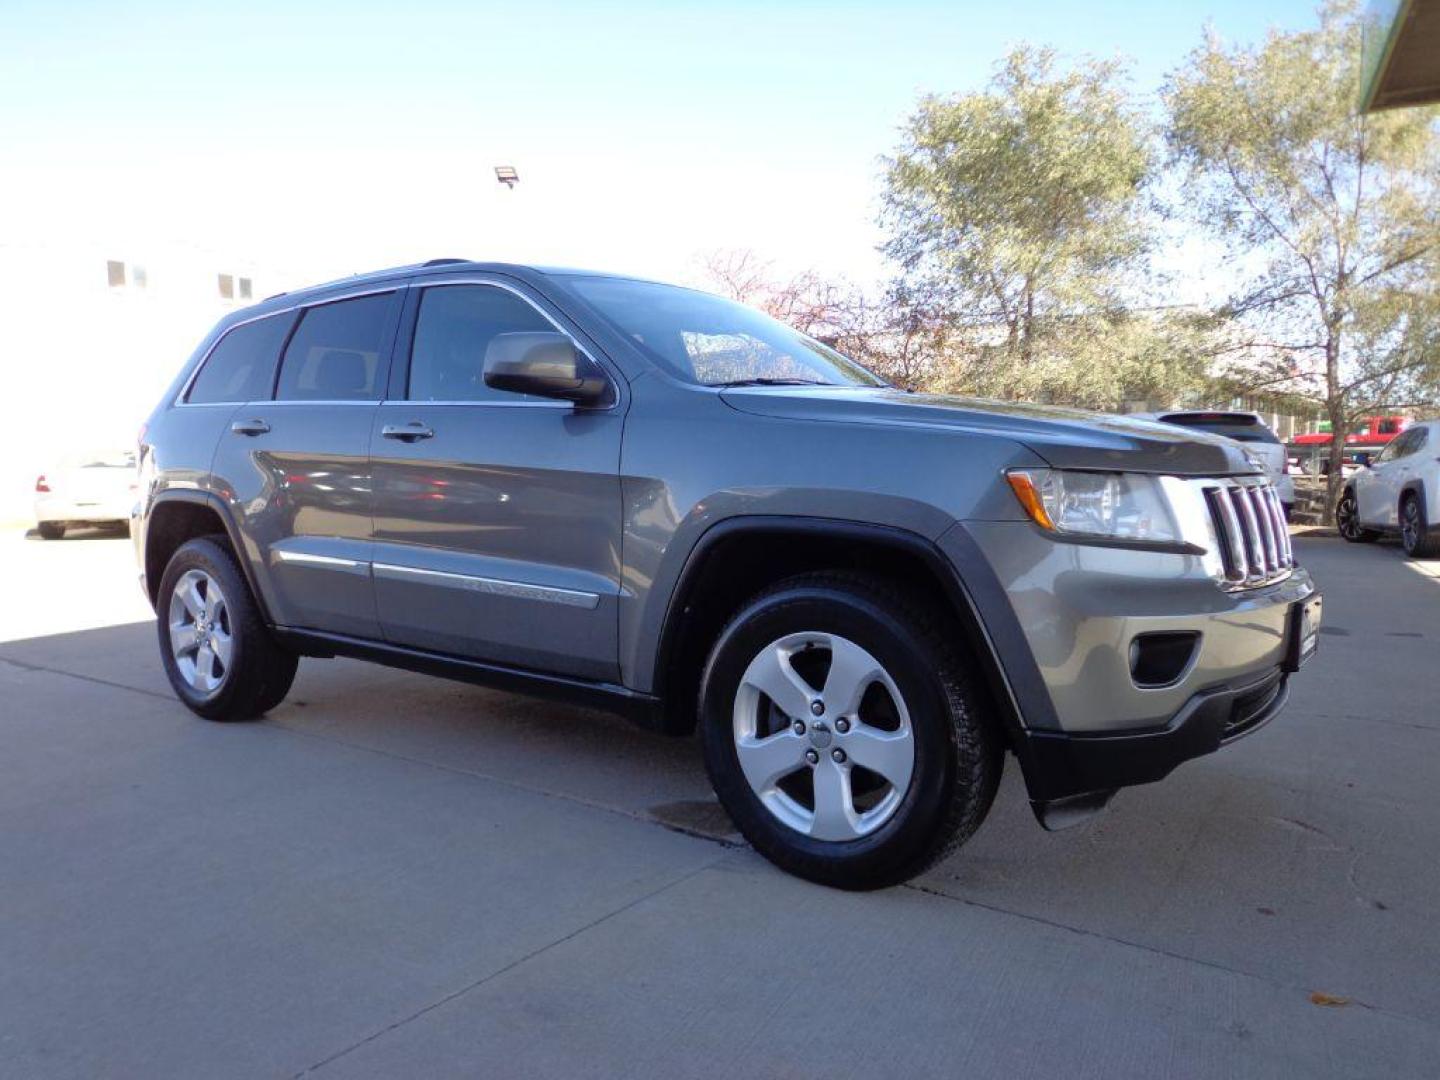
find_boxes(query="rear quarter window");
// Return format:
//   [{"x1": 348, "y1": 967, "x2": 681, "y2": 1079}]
[{"x1": 186, "y1": 313, "x2": 295, "y2": 404}]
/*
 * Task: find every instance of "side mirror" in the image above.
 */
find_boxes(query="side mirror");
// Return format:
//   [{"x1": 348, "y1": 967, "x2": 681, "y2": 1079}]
[
  {"x1": 483, "y1": 332, "x2": 611, "y2": 406},
  {"x1": 1354, "y1": 452, "x2": 1371, "y2": 468}
]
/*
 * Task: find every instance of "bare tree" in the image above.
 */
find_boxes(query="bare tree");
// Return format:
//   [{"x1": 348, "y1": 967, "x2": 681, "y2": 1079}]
[{"x1": 697, "y1": 249, "x2": 775, "y2": 305}]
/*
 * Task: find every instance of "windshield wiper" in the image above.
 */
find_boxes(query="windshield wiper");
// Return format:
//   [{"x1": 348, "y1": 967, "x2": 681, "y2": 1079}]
[{"x1": 711, "y1": 377, "x2": 836, "y2": 388}]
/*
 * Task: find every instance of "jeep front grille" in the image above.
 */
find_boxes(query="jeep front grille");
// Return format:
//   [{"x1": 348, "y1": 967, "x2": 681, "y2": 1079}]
[{"x1": 1201, "y1": 478, "x2": 1294, "y2": 589}]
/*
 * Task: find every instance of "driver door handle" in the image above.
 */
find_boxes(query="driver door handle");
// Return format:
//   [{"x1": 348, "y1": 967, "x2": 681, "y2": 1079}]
[
  {"x1": 231, "y1": 418, "x2": 271, "y2": 436},
  {"x1": 381, "y1": 422, "x2": 435, "y2": 442}
]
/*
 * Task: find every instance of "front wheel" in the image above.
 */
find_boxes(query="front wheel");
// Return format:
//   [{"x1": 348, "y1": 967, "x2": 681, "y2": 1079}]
[
  {"x1": 37, "y1": 522, "x2": 65, "y2": 540},
  {"x1": 700, "y1": 572, "x2": 1002, "y2": 890},
  {"x1": 1400, "y1": 495, "x2": 1440, "y2": 559},
  {"x1": 1337, "y1": 490, "x2": 1378, "y2": 543},
  {"x1": 156, "y1": 536, "x2": 298, "y2": 721}
]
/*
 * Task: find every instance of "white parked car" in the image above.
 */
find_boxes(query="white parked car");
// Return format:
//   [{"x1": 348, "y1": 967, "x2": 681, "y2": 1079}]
[
  {"x1": 33, "y1": 450, "x2": 137, "y2": 540},
  {"x1": 1130, "y1": 412, "x2": 1295, "y2": 516},
  {"x1": 1337, "y1": 420, "x2": 1440, "y2": 558}
]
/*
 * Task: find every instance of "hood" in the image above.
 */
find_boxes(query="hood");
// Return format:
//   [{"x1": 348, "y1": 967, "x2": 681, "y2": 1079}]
[{"x1": 719, "y1": 386, "x2": 1260, "y2": 476}]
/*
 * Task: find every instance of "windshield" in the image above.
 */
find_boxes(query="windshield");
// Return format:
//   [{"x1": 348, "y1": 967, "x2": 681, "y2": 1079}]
[{"x1": 564, "y1": 275, "x2": 885, "y2": 388}]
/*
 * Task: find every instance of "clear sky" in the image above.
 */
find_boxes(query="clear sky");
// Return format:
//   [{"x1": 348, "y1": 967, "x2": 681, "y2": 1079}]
[{"x1": 2, "y1": 0, "x2": 1323, "y2": 290}]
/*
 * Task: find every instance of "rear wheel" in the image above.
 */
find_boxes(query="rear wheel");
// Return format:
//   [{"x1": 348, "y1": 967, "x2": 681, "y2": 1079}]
[
  {"x1": 700, "y1": 572, "x2": 1002, "y2": 890},
  {"x1": 1400, "y1": 494, "x2": 1440, "y2": 559},
  {"x1": 37, "y1": 522, "x2": 65, "y2": 540},
  {"x1": 1336, "y1": 490, "x2": 1378, "y2": 543},
  {"x1": 156, "y1": 537, "x2": 298, "y2": 721}
]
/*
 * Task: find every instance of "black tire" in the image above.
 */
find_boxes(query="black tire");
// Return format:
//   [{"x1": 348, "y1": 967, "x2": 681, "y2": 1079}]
[
  {"x1": 156, "y1": 536, "x2": 298, "y2": 721},
  {"x1": 1336, "y1": 489, "x2": 1378, "y2": 543},
  {"x1": 37, "y1": 522, "x2": 65, "y2": 540},
  {"x1": 699, "y1": 572, "x2": 1002, "y2": 890},
  {"x1": 1400, "y1": 493, "x2": 1440, "y2": 559}
]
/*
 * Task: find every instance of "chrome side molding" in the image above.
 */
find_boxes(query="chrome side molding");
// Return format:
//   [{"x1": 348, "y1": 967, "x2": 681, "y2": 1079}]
[
  {"x1": 273, "y1": 550, "x2": 370, "y2": 576},
  {"x1": 371, "y1": 562, "x2": 601, "y2": 610}
]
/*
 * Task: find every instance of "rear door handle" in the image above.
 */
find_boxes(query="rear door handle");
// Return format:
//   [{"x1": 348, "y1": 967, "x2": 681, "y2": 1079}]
[
  {"x1": 381, "y1": 422, "x2": 435, "y2": 442},
  {"x1": 231, "y1": 418, "x2": 270, "y2": 436}
]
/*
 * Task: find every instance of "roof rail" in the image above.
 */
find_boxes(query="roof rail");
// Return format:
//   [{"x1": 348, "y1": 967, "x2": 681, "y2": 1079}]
[{"x1": 423, "y1": 257, "x2": 470, "y2": 267}]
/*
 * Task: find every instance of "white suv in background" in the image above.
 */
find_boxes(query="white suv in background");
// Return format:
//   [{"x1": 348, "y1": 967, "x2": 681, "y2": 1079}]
[
  {"x1": 1131, "y1": 412, "x2": 1295, "y2": 517},
  {"x1": 1337, "y1": 420, "x2": 1440, "y2": 559}
]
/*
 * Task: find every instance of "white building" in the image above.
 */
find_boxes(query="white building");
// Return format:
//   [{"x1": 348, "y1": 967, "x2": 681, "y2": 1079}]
[{"x1": 0, "y1": 240, "x2": 297, "y2": 522}]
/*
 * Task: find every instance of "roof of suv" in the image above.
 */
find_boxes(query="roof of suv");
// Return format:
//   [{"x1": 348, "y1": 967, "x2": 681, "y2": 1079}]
[{"x1": 259, "y1": 259, "x2": 653, "y2": 307}]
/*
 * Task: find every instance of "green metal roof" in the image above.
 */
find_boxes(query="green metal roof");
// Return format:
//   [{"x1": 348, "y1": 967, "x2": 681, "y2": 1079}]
[{"x1": 1361, "y1": 0, "x2": 1440, "y2": 111}]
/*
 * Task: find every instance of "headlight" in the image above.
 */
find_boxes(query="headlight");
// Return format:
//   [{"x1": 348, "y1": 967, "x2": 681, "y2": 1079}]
[{"x1": 1006, "y1": 469, "x2": 1182, "y2": 545}]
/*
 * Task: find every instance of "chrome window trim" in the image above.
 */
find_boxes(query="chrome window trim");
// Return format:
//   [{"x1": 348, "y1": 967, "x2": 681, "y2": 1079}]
[
  {"x1": 376, "y1": 399, "x2": 570, "y2": 410},
  {"x1": 401, "y1": 277, "x2": 620, "y2": 410},
  {"x1": 257, "y1": 399, "x2": 383, "y2": 408},
  {"x1": 371, "y1": 562, "x2": 601, "y2": 610},
  {"x1": 174, "y1": 285, "x2": 405, "y2": 408}
]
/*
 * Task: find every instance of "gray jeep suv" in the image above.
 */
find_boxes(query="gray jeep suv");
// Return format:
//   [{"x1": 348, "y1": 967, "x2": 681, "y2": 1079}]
[{"x1": 134, "y1": 260, "x2": 1321, "y2": 889}]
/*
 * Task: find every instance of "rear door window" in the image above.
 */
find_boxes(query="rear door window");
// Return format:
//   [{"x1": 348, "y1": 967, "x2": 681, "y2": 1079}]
[
  {"x1": 275, "y1": 293, "x2": 398, "y2": 402},
  {"x1": 186, "y1": 313, "x2": 294, "y2": 404}
]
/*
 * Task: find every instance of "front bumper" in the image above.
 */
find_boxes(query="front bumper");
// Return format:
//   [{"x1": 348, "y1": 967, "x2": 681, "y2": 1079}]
[
  {"x1": 1020, "y1": 665, "x2": 1289, "y2": 807},
  {"x1": 941, "y1": 521, "x2": 1318, "y2": 811}
]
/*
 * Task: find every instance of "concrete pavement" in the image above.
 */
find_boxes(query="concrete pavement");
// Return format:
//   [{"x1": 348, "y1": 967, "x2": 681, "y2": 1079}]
[{"x1": 1, "y1": 527, "x2": 1437, "y2": 1078}]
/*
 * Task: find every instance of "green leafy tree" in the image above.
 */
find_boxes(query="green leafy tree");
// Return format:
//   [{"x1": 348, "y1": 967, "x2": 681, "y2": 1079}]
[
  {"x1": 1164, "y1": 1, "x2": 1440, "y2": 516},
  {"x1": 921, "y1": 308, "x2": 1214, "y2": 410},
  {"x1": 880, "y1": 45, "x2": 1160, "y2": 392}
]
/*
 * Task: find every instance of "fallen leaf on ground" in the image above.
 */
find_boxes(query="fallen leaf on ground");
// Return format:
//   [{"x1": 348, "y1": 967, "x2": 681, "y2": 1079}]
[{"x1": 1309, "y1": 992, "x2": 1350, "y2": 1007}]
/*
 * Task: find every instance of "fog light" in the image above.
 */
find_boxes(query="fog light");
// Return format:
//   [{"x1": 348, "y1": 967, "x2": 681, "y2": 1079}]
[{"x1": 1129, "y1": 631, "x2": 1200, "y2": 688}]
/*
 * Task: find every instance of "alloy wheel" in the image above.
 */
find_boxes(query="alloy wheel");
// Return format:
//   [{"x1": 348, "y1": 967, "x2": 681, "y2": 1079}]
[
  {"x1": 168, "y1": 569, "x2": 233, "y2": 695},
  {"x1": 1402, "y1": 499, "x2": 1420, "y2": 551},
  {"x1": 1338, "y1": 494, "x2": 1360, "y2": 540},
  {"x1": 731, "y1": 631, "x2": 915, "y2": 841}
]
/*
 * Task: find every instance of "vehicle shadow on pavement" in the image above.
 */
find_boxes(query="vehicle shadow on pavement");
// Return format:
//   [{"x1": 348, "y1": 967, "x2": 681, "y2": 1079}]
[{"x1": 21, "y1": 523, "x2": 131, "y2": 542}]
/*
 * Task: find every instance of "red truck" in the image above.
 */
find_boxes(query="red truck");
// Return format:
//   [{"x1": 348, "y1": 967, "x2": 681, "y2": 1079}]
[{"x1": 1292, "y1": 416, "x2": 1409, "y2": 447}]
